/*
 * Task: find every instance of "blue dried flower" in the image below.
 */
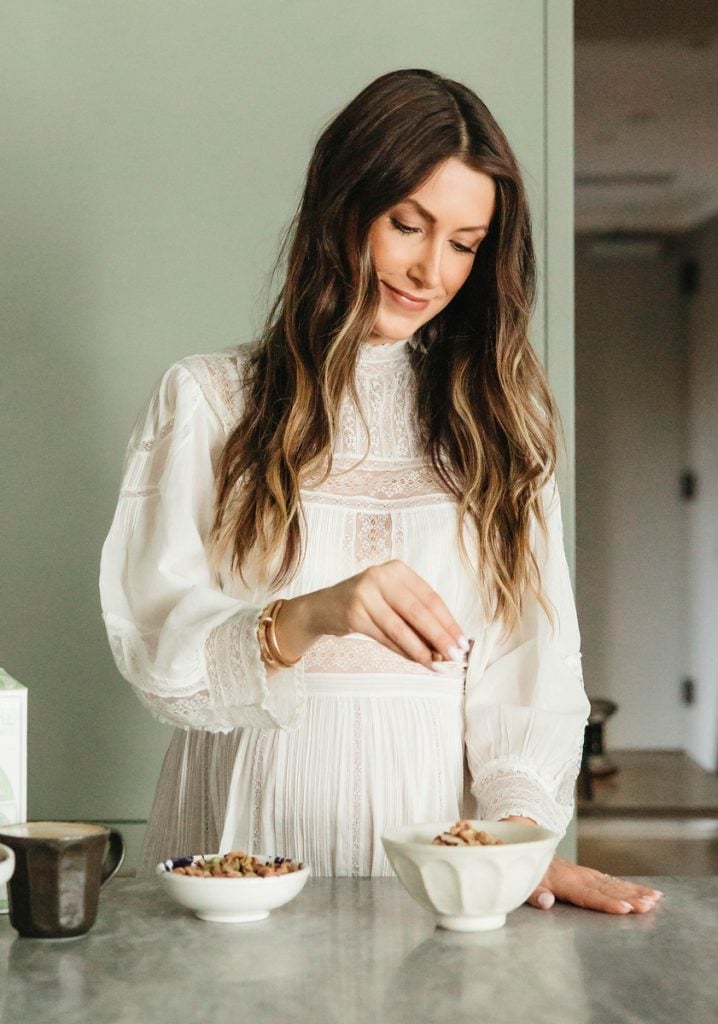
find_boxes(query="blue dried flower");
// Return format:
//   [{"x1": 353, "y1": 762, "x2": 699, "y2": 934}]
[{"x1": 168, "y1": 856, "x2": 195, "y2": 870}]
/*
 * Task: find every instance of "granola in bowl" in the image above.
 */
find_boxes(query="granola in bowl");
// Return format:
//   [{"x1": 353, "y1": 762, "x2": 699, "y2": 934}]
[{"x1": 166, "y1": 851, "x2": 303, "y2": 878}]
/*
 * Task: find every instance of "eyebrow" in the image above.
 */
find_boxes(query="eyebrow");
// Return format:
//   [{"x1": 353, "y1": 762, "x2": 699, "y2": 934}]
[{"x1": 401, "y1": 197, "x2": 489, "y2": 234}]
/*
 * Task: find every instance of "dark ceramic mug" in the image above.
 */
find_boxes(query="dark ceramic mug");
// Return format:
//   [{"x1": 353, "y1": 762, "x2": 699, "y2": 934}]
[{"x1": 0, "y1": 821, "x2": 124, "y2": 939}]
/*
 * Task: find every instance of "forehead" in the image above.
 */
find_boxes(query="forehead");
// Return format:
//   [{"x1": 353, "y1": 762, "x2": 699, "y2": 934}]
[{"x1": 403, "y1": 158, "x2": 496, "y2": 226}]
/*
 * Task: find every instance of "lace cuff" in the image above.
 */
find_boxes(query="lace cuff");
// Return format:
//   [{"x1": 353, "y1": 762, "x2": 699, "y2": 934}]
[
  {"x1": 204, "y1": 607, "x2": 306, "y2": 730},
  {"x1": 471, "y1": 759, "x2": 575, "y2": 837}
]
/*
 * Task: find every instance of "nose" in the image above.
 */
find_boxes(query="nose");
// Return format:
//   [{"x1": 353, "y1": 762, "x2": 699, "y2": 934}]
[{"x1": 407, "y1": 238, "x2": 442, "y2": 291}]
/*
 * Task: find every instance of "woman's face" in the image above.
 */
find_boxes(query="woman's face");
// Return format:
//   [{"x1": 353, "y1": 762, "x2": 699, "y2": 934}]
[{"x1": 367, "y1": 157, "x2": 496, "y2": 344}]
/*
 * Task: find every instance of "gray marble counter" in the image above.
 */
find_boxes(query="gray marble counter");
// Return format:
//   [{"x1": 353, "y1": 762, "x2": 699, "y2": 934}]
[{"x1": 0, "y1": 877, "x2": 716, "y2": 1024}]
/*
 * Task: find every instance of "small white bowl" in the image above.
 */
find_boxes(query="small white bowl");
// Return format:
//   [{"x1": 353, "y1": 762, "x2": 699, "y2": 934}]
[
  {"x1": 382, "y1": 820, "x2": 559, "y2": 932},
  {"x1": 156, "y1": 854, "x2": 310, "y2": 924},
  {"x1": 0, "y1": 843, "x2": 15, "y2": 886}
]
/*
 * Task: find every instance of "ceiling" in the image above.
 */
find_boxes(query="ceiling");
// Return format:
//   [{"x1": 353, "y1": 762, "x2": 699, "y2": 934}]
[{"x1": 575, "y1": 0, "x2": 718, "y2": 234}]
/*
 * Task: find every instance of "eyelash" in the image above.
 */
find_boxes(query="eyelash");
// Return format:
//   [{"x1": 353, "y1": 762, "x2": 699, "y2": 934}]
[{"x1": 389, "y1": 217, "x2": 478, "y2": 255}]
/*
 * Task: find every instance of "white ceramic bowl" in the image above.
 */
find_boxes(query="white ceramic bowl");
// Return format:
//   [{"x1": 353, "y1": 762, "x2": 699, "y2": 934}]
[
  {"x1": 0, "y1": 843, "x2": 15, "y2": 887},
  {"x1": 382, "y1": 820, "x2": 560, "y2": 932},
  {"x1": 156, "y1": 854, "x2": 310, "y2": 923}
]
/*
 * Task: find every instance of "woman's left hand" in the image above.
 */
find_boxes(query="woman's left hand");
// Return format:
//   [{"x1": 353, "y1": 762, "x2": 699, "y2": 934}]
[{"x1": 528, "y1": 856, "x2": 663, "y2": 914}]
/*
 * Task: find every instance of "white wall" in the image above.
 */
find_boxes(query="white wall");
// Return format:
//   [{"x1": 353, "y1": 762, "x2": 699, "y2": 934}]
[
  {"x1": 681, "y1": 216, "x2": 718, "y2": 771},
  {"x1": 1, "y1": 1, "x2": 577, "y2": 862},
  {"x1": 575, "y1": 238, "x2": 688, "y2": 749}
]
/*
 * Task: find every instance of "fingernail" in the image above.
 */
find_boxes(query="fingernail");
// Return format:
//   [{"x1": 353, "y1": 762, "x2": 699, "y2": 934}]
[
  {"x1": 620, "y1": 901, "x2": 633, "y2": 912},
  {"x1": 446, "y1": 645, "x2": 464, "y2": 662},
  {"x1": 538, "y1": 892, "x2": 554, "y2": 909},
  {"x1": 457, "y1": 635, "x2": 471, "y2": 652},
  {"x1": 637, "y1": 897, "x2": 656, "y2": 907},
  {"x1": 432, "y1": 661, "x2": 459, "y2": 675},
  {"x1": 650, "y1": 890, "x2": 664, "y2": 898}
]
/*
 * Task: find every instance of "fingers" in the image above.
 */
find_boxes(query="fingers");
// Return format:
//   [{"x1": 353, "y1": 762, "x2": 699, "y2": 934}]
[
  {"x1": 363, "y1": 602, "x2": 438, "y2": 670},
  {"x1": 569, "y1": 885, "x2": 635, "y2": 915},
  {"x1": 535, "y1": 857, "x2": 664, "y2": 916},
  {"x1": 329, "y1": 560, "x2": 470, "y2": 669},
  {"x1": 573, "y1": 869, "x2": 662, "y2": 914},
  {"x1": 371, "y1": 561, "x2": 470, "y2": 663},
  {"x1": 346, "y1": 587, "x2": 463, "y2": 672},
  {"x1": 351, "y1": 612, "x2": 411, "y2": 661},
  {"x1": 335, "y1": 577, "x2": 434, "y2": 667},
  {"x1": 527, "y1": 886, "x2": 555, "y2": 910},
  {"x1": 592, "y1": 875, "x2": 663, "y2": 914}
]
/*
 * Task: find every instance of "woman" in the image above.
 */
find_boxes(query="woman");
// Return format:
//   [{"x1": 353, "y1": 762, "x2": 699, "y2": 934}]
[{"x1": 101, "y1": 69, "x2": 661, "y2": 914}]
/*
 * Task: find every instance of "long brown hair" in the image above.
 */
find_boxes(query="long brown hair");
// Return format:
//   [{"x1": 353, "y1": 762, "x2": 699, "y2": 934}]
[{"x1": 212, "y1": 68, "x2": 558, "y2": 627}]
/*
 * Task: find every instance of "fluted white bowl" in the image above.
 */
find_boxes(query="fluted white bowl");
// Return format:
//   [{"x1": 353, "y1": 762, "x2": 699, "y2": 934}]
[
  {"x1": 382, "y1": 820, "x2": 560, "y2": 931},
  {"x1": 156, "y1": 854, "x2": 310, "y2": 923}
]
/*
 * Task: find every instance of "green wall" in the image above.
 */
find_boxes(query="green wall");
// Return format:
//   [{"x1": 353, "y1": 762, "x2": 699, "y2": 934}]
[{"x1": 0, "y1": 1, "x2": 575, "y2": 867}]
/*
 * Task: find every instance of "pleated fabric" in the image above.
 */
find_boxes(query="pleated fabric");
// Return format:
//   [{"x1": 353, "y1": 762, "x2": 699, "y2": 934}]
[{"x1": 101, "y1": 337, "x2": 589, "y2": 878}]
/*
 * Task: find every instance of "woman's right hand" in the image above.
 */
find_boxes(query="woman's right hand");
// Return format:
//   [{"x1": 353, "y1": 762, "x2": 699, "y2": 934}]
[{"x1": 274, "y1": 560, "x2": 470, "y2": 672}]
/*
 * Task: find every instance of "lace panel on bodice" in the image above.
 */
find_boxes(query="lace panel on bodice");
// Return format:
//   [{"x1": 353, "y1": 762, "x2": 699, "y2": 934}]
[
  {"x1": 182, "y1": 350, "x2": 246, "y2": 434},
  {"x1": 189, "y1": 339, "x2": 462, "y2": 680},
  {"x1": 335, "y1": 345, "x2": 424, "y2": 463},
  {"x1": 302, "y1": 635, "x2": 466, "y2": 680}
]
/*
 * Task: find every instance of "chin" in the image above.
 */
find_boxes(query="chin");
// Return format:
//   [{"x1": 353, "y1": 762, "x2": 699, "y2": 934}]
[{"x1": 372, "y1": 309, "x2": 427, "y2": 342}]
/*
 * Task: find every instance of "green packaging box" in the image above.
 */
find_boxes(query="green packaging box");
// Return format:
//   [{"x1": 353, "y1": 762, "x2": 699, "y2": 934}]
[{"x1": 0, "y1": 668, "x2": 27, "y2": 913}]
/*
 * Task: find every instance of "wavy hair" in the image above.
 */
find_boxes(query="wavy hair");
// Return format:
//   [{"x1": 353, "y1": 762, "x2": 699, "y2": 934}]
[{"x1": 212, "y1": 68, "x2": 558, "y2": 628}]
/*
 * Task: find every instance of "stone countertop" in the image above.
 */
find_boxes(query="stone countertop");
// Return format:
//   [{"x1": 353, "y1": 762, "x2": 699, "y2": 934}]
[{"x1": 0, "y1": 877, "x2": 716, "y2": 1024}]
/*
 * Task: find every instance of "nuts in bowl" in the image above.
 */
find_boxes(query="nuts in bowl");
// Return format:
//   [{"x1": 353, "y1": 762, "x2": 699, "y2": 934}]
[
  {"x1": 156, "y1": 850, "x2": 310, "y2": 923},
  {"x1": 432, "y1": 821, "x2": 504, "y2": 847},
  {"x1": 382, "y1": 819, "x2": 560, "y2": 932}
]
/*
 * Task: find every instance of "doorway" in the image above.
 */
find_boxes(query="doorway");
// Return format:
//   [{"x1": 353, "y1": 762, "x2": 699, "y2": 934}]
[{"x1": 574, "y1": 1, "x2": 718, "y2": 869}]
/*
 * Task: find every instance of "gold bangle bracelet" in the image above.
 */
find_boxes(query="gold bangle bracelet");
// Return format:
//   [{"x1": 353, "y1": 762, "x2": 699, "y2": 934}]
[
  {"x1": 257, "y1": 602, "x2": 280, "y2": 668},
  {"x1": 257, "y1": 599, "x2": 301, "y2": 669},
  {"x1": 267, "y1": 599, "x2": 302, "y2": 667}
]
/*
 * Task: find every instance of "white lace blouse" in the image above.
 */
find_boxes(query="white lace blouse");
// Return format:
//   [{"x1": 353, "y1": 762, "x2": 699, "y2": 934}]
[{"x1": 100, "y1": 336, "x2": 589, "y2": 877}]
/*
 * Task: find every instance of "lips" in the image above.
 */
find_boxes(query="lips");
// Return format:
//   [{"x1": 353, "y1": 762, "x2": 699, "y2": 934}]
[{"x1": 381, "y1": 281, "x2": 432, "y2": 312}]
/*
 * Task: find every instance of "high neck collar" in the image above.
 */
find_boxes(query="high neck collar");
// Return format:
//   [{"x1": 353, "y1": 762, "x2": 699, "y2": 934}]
[{"x1": 357, "y1": 335, "x2": 415, "y2": 365}]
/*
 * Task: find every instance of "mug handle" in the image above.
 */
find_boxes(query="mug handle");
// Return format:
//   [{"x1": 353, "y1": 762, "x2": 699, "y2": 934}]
[{"x1": 101, "y1": 829, "x2": 125, "y2": 884}]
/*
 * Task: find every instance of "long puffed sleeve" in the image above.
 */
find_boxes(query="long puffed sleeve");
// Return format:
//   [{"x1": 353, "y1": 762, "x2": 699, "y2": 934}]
[
  {"x1": 463, "y1": 480, "x2": 590, "y2": 836},
  {"x1": 100, "y1": 357, "x2": 305, "y2": 732}
]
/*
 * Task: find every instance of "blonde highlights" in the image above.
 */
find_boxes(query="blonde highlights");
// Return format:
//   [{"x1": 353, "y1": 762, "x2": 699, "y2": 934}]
[{"x1": 212, "y1": 69, "x2": 558, "y2": 629}]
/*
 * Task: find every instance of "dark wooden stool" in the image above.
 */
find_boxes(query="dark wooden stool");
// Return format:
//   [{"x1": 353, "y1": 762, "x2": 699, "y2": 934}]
[{"x1": 578, "y1": 698, "x2": 619, "y2": 801}]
